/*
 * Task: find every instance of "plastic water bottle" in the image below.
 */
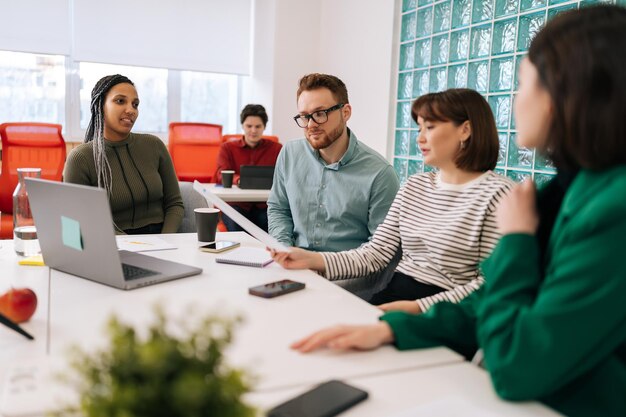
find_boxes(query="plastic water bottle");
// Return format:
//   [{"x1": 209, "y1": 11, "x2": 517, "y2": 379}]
[{"x1": 13, "y1": 168, "x2": 41, "y2": 257}]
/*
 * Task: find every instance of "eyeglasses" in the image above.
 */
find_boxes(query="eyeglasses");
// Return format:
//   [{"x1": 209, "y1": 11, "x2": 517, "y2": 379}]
[{"x1": 293, "y1": 103, "x2": 345, "y2": 128}]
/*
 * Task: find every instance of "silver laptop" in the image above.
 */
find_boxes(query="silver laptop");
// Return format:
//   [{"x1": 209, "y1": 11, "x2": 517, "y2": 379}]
[
  {"x1": 239, "y1": 165, "x2": 275, "y2": 190},
  {"x1": 26, "y1": 178, "x2": 202, "y2": 290}
]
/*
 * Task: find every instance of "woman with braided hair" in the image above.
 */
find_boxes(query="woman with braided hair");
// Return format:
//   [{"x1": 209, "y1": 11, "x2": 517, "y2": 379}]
[{"x1": 64, "y1": 74, "x2": 183, "y2": 234}]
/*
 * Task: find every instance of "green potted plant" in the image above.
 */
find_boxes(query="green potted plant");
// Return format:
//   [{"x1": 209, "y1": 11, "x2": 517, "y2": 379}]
[{"x1": 54, "y1": 306, "x2": 255, "y2": 417}]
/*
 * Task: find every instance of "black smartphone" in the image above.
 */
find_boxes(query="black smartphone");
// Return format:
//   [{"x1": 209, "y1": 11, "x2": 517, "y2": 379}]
[
  {"x1": 248, "y1": 279, "x2": 305, "y2": 298},
  {"x1": 199, "y1": 241, "x2": 240, "y2": 253},
  {"x1": 267, "y1": 380, "x2": 368, "y2": 417}
]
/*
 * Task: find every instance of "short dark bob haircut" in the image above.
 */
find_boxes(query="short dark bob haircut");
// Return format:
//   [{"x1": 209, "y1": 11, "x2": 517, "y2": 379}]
[{"x1": 411, "y1": 88, "x2": 499, "y2": 172}]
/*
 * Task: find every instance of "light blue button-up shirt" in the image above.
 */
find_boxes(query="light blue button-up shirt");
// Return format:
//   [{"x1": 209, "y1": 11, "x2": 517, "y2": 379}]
[{"x1": 268, "y1": 129, "x2": 399, "y2": 252}]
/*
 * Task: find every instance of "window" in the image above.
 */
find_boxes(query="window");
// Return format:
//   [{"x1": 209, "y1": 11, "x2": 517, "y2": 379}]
[
  {"x1": 181, "y1": 71, "x2": 239, "y2": 134},
  {"x1": 0, "y1": 51, "x2": 65, "y2": 126},
  {"x1": 79, "y1": 62, "x2": 168, "y2": 134},
  {"x1": 0, "y1": 50, "x2": 242, "y2": 142}
]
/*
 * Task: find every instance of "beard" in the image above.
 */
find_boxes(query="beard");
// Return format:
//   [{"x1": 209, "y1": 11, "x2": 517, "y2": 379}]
[{"x1": 305, "y1": 122, "x2": 346, "y2": 150}]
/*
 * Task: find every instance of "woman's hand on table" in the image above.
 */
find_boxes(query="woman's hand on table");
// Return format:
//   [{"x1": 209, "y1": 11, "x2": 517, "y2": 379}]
[{"x1": 291, "y1": 323, "x2": 395, "y2": 353}]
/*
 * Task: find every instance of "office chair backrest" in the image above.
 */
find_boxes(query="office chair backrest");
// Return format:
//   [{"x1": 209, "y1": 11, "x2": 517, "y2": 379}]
[
  {"x1": 222, "y1": 134, "x2": 241, "y2": 143},
  {"x1": 0, "y1": 122, "x2": 67, "y2": 214},
  {"x1": 168, "y1": 122, "x2": 223, "y2": 183},
  {"x1": 177, "y1": 181, "x2": 209, "y2": 233}
]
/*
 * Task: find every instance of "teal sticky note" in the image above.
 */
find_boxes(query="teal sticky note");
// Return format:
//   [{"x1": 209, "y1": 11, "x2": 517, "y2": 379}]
[{"x1": 61, "y1": 216, "x2": 83, "y2": 251}]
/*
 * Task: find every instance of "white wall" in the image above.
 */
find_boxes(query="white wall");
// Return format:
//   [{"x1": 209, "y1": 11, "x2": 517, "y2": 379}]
[
  {"x1": 243, "y1": 0, "x2": 278, "y2": 133},
  {"x1": 270, "y1": 0, "x2": 323, "y2": 142},
  {"x1": 248, "y1": 0, "x2": 398, "y2": 159},
  {"x1": 318, "y1": 0, "x2": 397, "y2": 157}
]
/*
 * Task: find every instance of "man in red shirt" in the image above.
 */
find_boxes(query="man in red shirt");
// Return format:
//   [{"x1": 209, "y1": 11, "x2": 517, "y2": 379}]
[{"x1": 214, "y1": 104, "x2": 282, "y2": 231}]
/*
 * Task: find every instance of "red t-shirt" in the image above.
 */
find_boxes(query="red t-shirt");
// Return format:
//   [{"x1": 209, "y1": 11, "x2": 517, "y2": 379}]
[{"x1": 214, "y1": 137, "x2": 283, "y2": 209}]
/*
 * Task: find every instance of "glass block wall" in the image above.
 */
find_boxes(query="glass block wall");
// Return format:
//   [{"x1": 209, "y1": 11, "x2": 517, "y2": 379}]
[{"x1": 394, "y1": 0, "x2": 626, "y2": 185}]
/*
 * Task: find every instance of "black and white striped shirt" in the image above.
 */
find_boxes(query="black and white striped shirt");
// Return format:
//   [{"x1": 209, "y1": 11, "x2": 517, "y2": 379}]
[{"x1": 321, "y1": 171, "x2": 514, "y2": 311}]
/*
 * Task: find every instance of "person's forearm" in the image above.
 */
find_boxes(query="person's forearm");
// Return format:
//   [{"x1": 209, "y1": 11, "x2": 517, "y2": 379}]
[
  {"x1": 268, "y1": 210, "x2": 295, "y2": 246},
  {"x1": 376, "y1": 322, "x2": 395, "y2": 345},
  {"x1": 309, "y1": 252, "x2": 326, "y2": 272}
]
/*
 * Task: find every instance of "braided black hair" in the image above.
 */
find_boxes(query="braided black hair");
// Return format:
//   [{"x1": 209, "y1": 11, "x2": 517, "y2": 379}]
[{"x1": 84, "y1": 74, "x2": 135, "y2": 194}]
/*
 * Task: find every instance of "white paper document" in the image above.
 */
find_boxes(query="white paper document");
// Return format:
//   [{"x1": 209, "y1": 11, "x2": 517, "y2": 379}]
[
  {"x1": 193, "y1": 181, "x2": 291, "y2": 252},
  {"x1": 116, "y1": 236, "x2": 178, "y2": 252}
]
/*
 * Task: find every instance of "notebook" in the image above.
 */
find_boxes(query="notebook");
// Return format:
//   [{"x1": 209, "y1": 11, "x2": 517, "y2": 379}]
[
  {"x1": 26, "y1": 178, "x2": 202, "y2": 290},
  {"x1": 215, "y1": 247, "x2": 273, "y2": 268},
  {"x1": 239, "y1": 165, "x2": 275, "y2": 190}
]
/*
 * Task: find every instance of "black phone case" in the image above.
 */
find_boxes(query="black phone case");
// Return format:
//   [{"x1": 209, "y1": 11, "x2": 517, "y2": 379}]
[
  {"x1": 267, "y1": 380, "x2": 368, "y2": 417},
  {"x1": 248, "y1": 280, "x2": 305, "y2": 298}
]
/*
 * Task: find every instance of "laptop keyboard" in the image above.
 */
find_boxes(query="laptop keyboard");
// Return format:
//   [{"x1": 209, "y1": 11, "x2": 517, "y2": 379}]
[{"x1": 122, "y1": 263, "x2": 159, "y2": 281}]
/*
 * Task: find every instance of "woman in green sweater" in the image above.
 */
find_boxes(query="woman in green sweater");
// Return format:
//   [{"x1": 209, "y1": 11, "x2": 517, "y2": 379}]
[
  {"x1": 64, "y1": 74, "x2": 183, "y2": 234},
  {"x1": 290, "y1": 6, "x2": 626, "y2": 417}
]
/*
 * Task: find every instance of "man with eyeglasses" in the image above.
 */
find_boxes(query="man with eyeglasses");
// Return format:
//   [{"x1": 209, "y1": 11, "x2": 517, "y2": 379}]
[{"x1": 267, "y1": 73, "x2": 399, "y2": 252}]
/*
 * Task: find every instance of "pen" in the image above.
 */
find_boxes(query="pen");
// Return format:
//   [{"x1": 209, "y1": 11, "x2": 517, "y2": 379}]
[{"x1": 0, "y1": 312, "x2": 34, "y2": 340}]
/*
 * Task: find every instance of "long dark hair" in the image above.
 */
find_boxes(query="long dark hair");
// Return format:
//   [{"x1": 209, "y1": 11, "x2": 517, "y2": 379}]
[
  {"x1": 85, "y1": 74, "x2": 135, "y2": 193},
  {"x1": 529, "y1": 5, "x2": 626, "y2": 171}
]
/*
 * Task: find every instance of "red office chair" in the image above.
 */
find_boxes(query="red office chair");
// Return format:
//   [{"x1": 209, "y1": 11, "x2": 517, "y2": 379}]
[
  {"x1": 168, "y1": 122, "x2": 223, "y2": 183},
  {"x1": 222, "y1": 134, "x2": 280, "y2": 143},
  {"x1": 0, "y1": 123, "x2": 67, "y2": 239},
  {"x1": 222, "y1": 134, "x2": 241, "y2": 143}
]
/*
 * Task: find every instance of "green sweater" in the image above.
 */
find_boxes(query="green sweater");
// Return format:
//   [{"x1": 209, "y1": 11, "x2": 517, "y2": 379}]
[
  {"x1": 64, "y1": 133, "x2": 183, "y2": 233},
  {"x1": 381, "y1": 166, "x2": 626, "y2": 417}
]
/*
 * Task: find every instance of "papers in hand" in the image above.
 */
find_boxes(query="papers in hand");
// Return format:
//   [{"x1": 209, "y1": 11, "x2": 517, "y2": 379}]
[
  {"x1": 193, "y1": 181, "x2": 291, "y2": 252},
  {"x1": 116, "y1": 236, "x2": 178, "y2": 252}
]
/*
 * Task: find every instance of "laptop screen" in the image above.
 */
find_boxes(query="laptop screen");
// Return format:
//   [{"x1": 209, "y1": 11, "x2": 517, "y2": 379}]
[{"x1": 239, "y1": 165, "x2": 275, "y2": 190}]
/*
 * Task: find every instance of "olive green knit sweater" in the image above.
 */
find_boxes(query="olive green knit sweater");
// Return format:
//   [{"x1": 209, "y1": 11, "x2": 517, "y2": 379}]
[{"x1": 64, "y1": 133, "x2": 183, "y2": 233}]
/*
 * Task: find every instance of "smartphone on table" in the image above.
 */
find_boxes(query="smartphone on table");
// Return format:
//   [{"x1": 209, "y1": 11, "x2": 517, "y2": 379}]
[
  {"x1": 267, "y1": 379, "x2": 368, "y2": 417},
  {"x1": 248, "y1": 279, "x2": 305, "y2": 298},
  {"x1": 199, "y1": 241, "x2": 240, "y2": 253}
]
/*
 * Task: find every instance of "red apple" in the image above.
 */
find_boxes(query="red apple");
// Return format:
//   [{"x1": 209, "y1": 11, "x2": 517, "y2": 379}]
[{"x1": 0, "y1": 288, "x2": 38, "y2": 323}]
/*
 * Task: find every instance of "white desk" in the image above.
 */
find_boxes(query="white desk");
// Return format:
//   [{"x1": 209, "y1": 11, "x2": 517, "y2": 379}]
[
  {"x1": 45, "y1": 233, "x2": 461, "y2": 393},
  {"x1": 0, "y1": 242, "x2": 49, "y2": 367},
  {"x1": 0, "y1": 233, "x2": 558, "y2": 416},
  {"x1": 204, "y1": 184, "x2": 270, "y2": 202},
  {"x1": 247, "y1": 362, "x2": 563, "y2": 416}
]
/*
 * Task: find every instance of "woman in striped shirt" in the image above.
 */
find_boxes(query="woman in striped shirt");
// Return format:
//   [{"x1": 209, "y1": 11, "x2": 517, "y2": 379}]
[{"x1": 272, "y1": 88, "x2": 513, "y2": 314}]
